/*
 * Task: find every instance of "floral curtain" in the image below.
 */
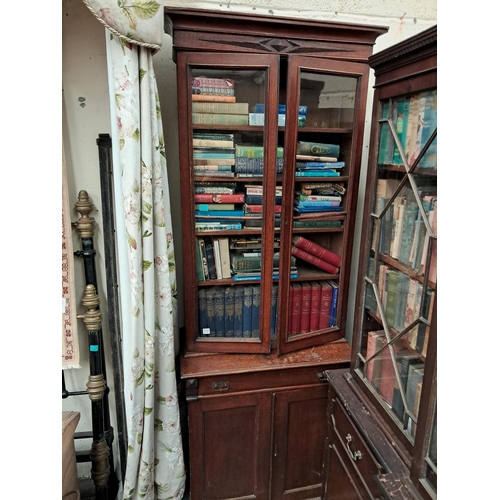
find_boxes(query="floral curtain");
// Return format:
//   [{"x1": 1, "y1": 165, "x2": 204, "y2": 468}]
[{"x1": 83, "y1": 1, "x2": 185, "y2": 499}]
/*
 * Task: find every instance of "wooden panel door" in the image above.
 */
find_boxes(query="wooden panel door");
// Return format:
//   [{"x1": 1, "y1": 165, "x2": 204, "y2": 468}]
[
  {"x1": 188, "y1": 393, "x2": 272, "y2": 500},
  {"x1": 271, "y1": 385, "x2": 329, "y2": 499}
]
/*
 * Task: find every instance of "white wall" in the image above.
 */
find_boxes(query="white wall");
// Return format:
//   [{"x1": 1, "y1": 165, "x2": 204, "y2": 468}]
[{"x1": 62, "y1": 0, "x2": 436, "y2": 479}]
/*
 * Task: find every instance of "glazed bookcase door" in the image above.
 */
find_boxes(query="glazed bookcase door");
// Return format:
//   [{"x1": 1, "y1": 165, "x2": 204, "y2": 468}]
[
  {"x1": 352, "y1": 81, "x2": 437, "y2": 498},
  {"x1": 176, "y1": 51, "x2": 280, "y2": 353},
  {"x1": 277, "y1": 55, "x2": 370, "y2": 354}
]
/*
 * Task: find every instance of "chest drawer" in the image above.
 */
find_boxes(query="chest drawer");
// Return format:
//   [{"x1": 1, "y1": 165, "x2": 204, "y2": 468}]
[{"x1": 330, "y1": 397, "x2": 384, "y2": 495}]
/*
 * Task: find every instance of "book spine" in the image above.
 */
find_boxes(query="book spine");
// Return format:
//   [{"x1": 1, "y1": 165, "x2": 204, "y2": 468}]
[
  {"x1": 377, "y1": 101, "x2": 390, "y2": 165},
  {"x1": 193, "y1": 158, "x2": 236, "y2": 166},
  {"x1": 195, "y1": 238, "x2": 205, "y2": 282},
  {"x1": 251, "y1": 285, "x2": 261, "y2": 338},
  {"x1": 235, "y1": 145, "x2": 284, "y2": 158},
  {"x1": 193, "y1": 138, "x2": 235, "y2": 148},
  {"x1": 192, "y1": 77, "x2": 235, "y2": 88},
  {"x1": 192, "y1": 87, "x2": 235, "y2": 96},
  {"x1": 191, "y1": 94, "x2": 236, "y2": 102},
  {"x1": 297, "y1": 141, "x2": 340, "y2": 158},
  {"x1": 309, "y1": 281, "x2": 321, "y2": 331},
  {"x1": 318, "y1": 281, "x2": 333, "y2": 330},
  {"x1": 296, "y1": 162, "x2": 345, "y2": 169},
  {"x1": 393, "y1": 97, "x2": 410, "y2": 165},
  {"x1": 293, "y1": 220, "x2": 342, "y2": 229},
  {"x1": 233, "y1": 285, "x2": 244, "y2": 338},
  {"x1": 297, "y1": 194, "x2": 342, "y2": 202},
  {"x1": 224, "y1": 286, "x2": 235, "y2": 338},
  {"x1": 245, "y1": 194, "x2": 282, "y2": 205},
  {"x1": 198, "y1": 238, "x2": 209, "y2": 280},
  {"x1": 296, "y1": 155, "x2": 339, "y2": 162},
  {"x1": 299, "y1": 282, "x2": 312, "y2": 334},
  {"x1": 195, "y1": 210, "x2": 244, "y2": 217},
  {"x1": 192, "y1": 102, "x2": 249, "y2": 114},
  {"x1": 295, "y1": 171, "x2": 340, "y2": 177},
  {"x1": 198, "y1": 288, "x2": 210, "y2": 337},
  {"x1": 291, "y1": 283, "x2": 302, "y2": 335},
  {"x1": 194, "y1": 193, "x2": 244, "y2": 203},
  {"x1": 295, "y1": 200, "x2": 340, "y2": 207},
  {"x1": 384, "y1": 270, "x2": 399, "y2": 328},
  {"x1": 205, "y1": 288, "x2": 217, "y2": 337},
  {"x1": 192, "y1": 113, "x2": 248, "y2": 125},
  {"x1": 195, "y1": 223, "x2": 242, "y2": 231},
  {"x1": 242, "y1": 286, "x2": 253, "y2": 338},
  {"x1": 235, "y1": 157, "x2": 284, "y2": 174},
  {"x1": 292, "y1": 236, "x2": 341, "y2": 267},
  {"x1": 205, "y1": 243, "x2": 217, "y2": 280}
]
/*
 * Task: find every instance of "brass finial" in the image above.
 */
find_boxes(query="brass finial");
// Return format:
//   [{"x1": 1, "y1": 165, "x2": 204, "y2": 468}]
[
  {"x1": 74, "y1": 190, "x2": 95, "y2": 238},
  {"x1": 77, "y1": 284, "x2": 102, "y2": 332},
  {"x1": 89, "y1": 439, "x2": 110, "y2": 487}
]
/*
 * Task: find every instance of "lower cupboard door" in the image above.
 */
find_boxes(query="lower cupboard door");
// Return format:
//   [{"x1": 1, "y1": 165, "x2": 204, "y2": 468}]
[{"x1": 188, "y1": 392, "x2": 272, "y2": 500}]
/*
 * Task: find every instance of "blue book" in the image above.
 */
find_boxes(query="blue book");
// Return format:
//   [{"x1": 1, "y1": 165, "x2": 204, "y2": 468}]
[
  {"x1": 198, "y1": 288, "x2": 210, "y2": 337},
  {"x1": 251, "y1": 285, "x2": 261, "y2": 339},
  {"x1": 327, "y1": 281, "x2": 339, "y2": 328},
  {"x1": 296, "y1": 161, "x2": 345, "y2": 169},
  {"x1": 195, "y1": 210, "x2": 245, "y2": 217},
  {"x1": 193, "y1": 152, "x2": 235, "y2": 159},
  {"x1": 420, "y1": 90, "x2": 437, "y2": 168},
  {"x1": 205, "y1": 288, "x2": 217, "y2": 337},
  {"x1": 294, "y1": 200, "x2": 340, "y2": 208},
  {"x1": 242, "y1": 286, "x2": 253, "y2": 338},
  {"x1": 233, "y1": 285, "x2": 244, "y2": 338},
  {"x1": 244, "y1": 194, "x2": 282, "y2": 205},
  {"x1": 294, "y1": 206, "x2": 343, "y2": 213},
  {"x1": 214, "y1": 286, "x2": 225, "y2": 337},
  {"x1": 295, "y1": 171, "x2": 340, "y2": 177},
  {"x1": 224, "y1": 286, "x2": 235, "y2": 338},
  {"x1": 205, "y1": 242, "x2": 217, "y2": 280},
  {"x1": 233, "y1": 272, "x2": 298, "y2": 282}
]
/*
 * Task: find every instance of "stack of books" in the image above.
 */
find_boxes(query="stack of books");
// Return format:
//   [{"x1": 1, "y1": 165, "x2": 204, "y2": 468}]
[
  {"x1": 193, "y1": 133, "x2": 236, "y2": 178},
  {"x1": 295, "y1": 140, "x2": 344, "y2": 178},
  {"x1": 248, "y1": 103, "x2": 308, "y2": 127},
  {"x1": 234, "y1": 144, "x2": 284, "y2": 177},
  {"x1": 291, "y1": 235, "x2": 341, "y2": 275},
  {"x1": 288, "y1": 280, "x2": 338, "y2": 335},
  {"x1": 243, "y1": 184, "x2": 282, "y2": 229},
  {"x1": 191, "y1": 77, "x2": 249, "y2": 125},
  {"x1": 198, "y1": 283, "x2": 280, "y2": 339},
  {"x1": 196, "y1": 236, "x2": 232, "y2": 281}
]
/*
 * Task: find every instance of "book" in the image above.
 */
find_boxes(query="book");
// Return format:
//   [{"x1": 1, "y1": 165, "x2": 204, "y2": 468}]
[
  {"x1": 195, "y1": 237, "x2": 205, "y2": 282},
  {"x1": 193, "y1": 150, "x2": 236, "y2": 159},
  {"x1": 192, "y1": 113, "x2": 248, "y2": 125},
  {"x1": 309, "y1": 281, "x2": 322, "y2": 331},
  {"x1": 235, "y1": 145, "x2": 284, "y2": 158},
  {"x1": 251, "y1": 285, "x2": 261, "y2": 338},
  {"x1": 391, "y1": 349, "x2": 421, "y2": 421},
  {"x1": 390, "y1": 196, "x2": 406, "y2": 259},
  {"x1": 327, "y1": 280, "x2": 339, "y2": 328},
  {"x1": 393, "y1": 96, "x2": 410, "y2": 165},
  {"x1": 212, "y1": 237, "x2": 223, "y2": 279},
  {"x1": 366, "y1": 330, "x2": 385, "y2": 388},
  {"x1": 296, "y1": 193, "x2": 342, "y2": 202},
  {"x1": 408, "y1": 92, "x2": 428, "y2": 166},
  {"x1": 205, "y1": 242, "x2": 217, "y2": 280},
  {"x1": 244, "y1": 194, "x2": 282, "y2": 206},
  {"x1": 250, "y1": 103, "x2": 308, "y2": 115},
  {"x1": 291, "y1": 246, "x2": 340, "y2": 274},
  {"x1": 293, "y1": 220, "x2": 342, "y2": 229},
  {"x1": 300, "y1": 182, "x2": 346, "y2": 194},
  {"x1": 245, "y1": 185, "x2": 283, "y2": 196},
  {"x1": 384, "y1": 269, "x2": 399, "y2": 328},
  {"x1": 318, "y1": 281, "x2": 333, "y2": 330},
  {"x1": 244, "y1": 204, "x2": 282, "y2": 214},
  {"x1": 193, "y1": 165, "x2": 233, "y2": 172},
  {"x1": 192, "y1": 77, "x2": 234, "y2": 88},
  {"x1": 300, "y1": 282, "x2": 312, "y2": 334},
  {"x1": 195, "y1": 209, "x2": 245, "y2": 217},
  {"x1": 197, "y1": 288, "x2": 210, "y2": 337},
  {"x1": 295, "y1": 171, "x2": 340, "y2": 178},
  {"x1": 193, "y1": 138, "x2": 235, "y2": 148},
  {"x1": 296, "y1": 154, "x2": 338, "y2": 162},
  {"x1": 233, "y1": 285, "x2": 244, "y2": 338},
  {"x1": 377, "y1": 100, "x2": 391, "y2": 165},
  {"x1": 292, "y1": 235, "x2": 341, "y2": 267},
  {"x1": 405, "y1": 94, "x2": 421, "y2": 165},
  {"x1": 242, "y1": 286, "x2": 253, "y2": 338},
  {"x1": 192, "y1": 87, "x2": 235, "y2": 96},
  {"x1": 195, "y1": 203, "x2": 235, "y2": 211},
  {"x1": 195, "y1": 222, "x2": 243, "y2": 231},
  {"x1": 194, "y1": 193, "x2": 244, "y2": 203},
  {"x1": 198, "y1": 238, "x2": 210, "y2": 280},
  {"x1": 224, "y1": 286, "x2": 235, "y2": 337},
  {"x1": 377, "y1": 263, "x2": 389, "y2": 316},
  {"x1": 296, "y1": 161, "x2": 345, "y2": 170},
  {"x1": 297, "y1": 141, "x2": 340, "y2": 158},
  {"x1": 290, "y1": 283, "x2": 302, "y2": 335},
  {"x1": 191, "y1": 94, "x2": 236, "y2": 103},
  {"x1": 193, "y1": 158, "x2": 236, "y2": 166},
  {"x1": 394, "y1": 272, "x2": 410, "y2": 332},
  {"x1": 192, "y1": 102, "x2": 249, "y2": 114},
  {"x1": 398, "y1": 189, "x2": 419, "y2": 266},
  {"x1": 235, "y1": 157, "x2": 284, "y2": 175},
  {"x1": 419, "y1": 89, "x2": 437, "y2": 168},
  {"x1": 205, "y1": 288, "x2": 217, "y2": 337},
  {"x1": 295, "y1": 200, "x2": 340, "y2": 208},
  {"x1": 217, "y1": 237, "x2": 232, "y2": 279}
]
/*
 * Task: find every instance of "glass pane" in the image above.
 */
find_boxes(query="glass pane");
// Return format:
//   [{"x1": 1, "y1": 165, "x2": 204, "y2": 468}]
[
  {"x1": 191, "y1": 66, "x2": 273, "y2": 342},
  {"x1": 359, "y1": 87, "x2": 437, "y2": 436},
  {"x1": 424, "y1": 406, "x2": 437, "y2": 492}
]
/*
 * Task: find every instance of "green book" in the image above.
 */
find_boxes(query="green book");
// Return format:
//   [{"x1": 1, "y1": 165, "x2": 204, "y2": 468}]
[
  {"x1": 293, "y1": 220, "x2": 342, "y2": 229},
  {"x1": 235, "y1": 144, "x2": 284, "y2": 158},
  {"x1": 393, "y1": 97, "x2": 410, "y2": 165},
  {"x1": 377, "y1": 100, "x2": 390, "y2": 165},
  {"x1": 384, "y1": 270, "x2": 399, "y2": 328},
  {"x1": 297, "y1": 141, "x2": 340, "y2": 158},
  {"x1": 195, "y1": 237, "x2": 205, "y2": 282}
]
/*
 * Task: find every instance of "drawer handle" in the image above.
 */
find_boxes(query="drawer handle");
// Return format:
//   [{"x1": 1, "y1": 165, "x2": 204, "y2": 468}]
[
  {"x1": 212, "y1": 381, "x2": 229, "y2": 391},
  {"x1": 345, "y1": 434, "x2": 362, "y2": 461}
]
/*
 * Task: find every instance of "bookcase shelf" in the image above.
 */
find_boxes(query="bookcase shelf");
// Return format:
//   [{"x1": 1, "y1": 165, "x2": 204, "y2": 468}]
[
  {"x1": 323, "y1": 25, "x2": 437, "y2": 500},
  {"x1": 165, "y1": 8, "x2": 388, "y2": 499}
]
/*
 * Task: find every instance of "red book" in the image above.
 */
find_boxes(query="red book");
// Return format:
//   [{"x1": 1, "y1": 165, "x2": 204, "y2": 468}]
[
  {"x1": 291, "y1": 246, "x2": 340, "y2": 274},
  {"x1": 288, "y1": 284, "x2": 294, "y2": 335},
  {"x1": 292, "y1": 235, "x2": 341, "y2": 267},
  {"x1": 291, "y1": 283, "x2": 302, "y2": 335},
  {"x1": 193, "y1": 193, "x2": 244, "y2": 203},
  {"x1": 244, "y1": 204, "x2": 282, "y2": 214},
  {"x1": 300, "y1": 282, "x2": 312, "y2": 333},
  {"x1": 309, "y1": 281, "x2": 322, "y2": 331},
  {"x1": 318, "y1": 281, "x2": 333, "y2": 330}
]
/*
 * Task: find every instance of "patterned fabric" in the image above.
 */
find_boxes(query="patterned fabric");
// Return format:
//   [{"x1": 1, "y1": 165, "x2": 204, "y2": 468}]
[
  {"x1": 106, "y1": 33, "x2": 186, "y2": 499},
  {"x1": 62, "y1": 142, "x2": 80, "y2": 369},
  {"x1": 83, "y1": 0, "x2": 163, "y2": 51}
]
